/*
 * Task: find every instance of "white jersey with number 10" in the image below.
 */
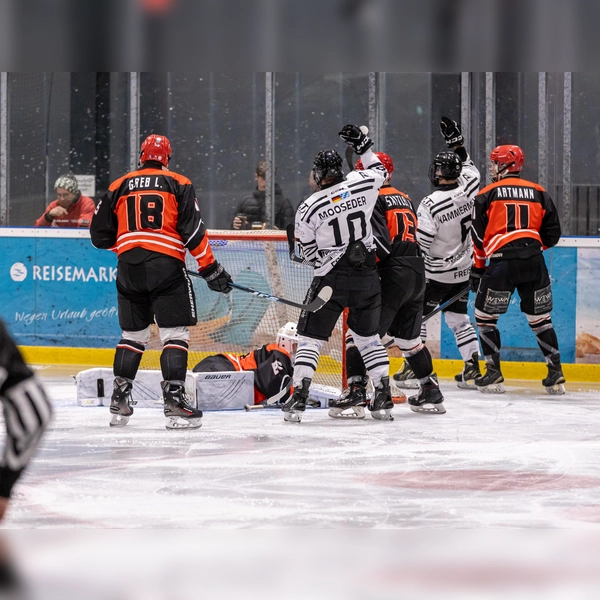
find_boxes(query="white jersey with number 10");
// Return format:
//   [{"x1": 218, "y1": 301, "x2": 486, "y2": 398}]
[{"x1": 295, "y1": 149, "x2": 387, "y2": 276}]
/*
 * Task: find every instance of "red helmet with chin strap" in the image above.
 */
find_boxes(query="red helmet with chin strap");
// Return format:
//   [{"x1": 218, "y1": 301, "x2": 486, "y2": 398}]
[
  {"x1": 355, "y1": 152, "x2": 394, "y2": 181},
  {"x1": 490, "y1": 145, "x2": 525, "y2": 175},
  {"x1": 140, "y1": 134, "x2": 172, "y2": 167}
]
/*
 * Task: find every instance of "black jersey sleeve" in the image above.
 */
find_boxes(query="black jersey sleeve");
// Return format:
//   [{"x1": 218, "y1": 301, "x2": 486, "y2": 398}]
[{"x1": 90, "y1": 189, "x2": 118, "y2": 250}]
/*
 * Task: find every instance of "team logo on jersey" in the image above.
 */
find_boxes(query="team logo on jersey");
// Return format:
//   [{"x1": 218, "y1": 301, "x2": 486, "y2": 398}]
[
  {"x1": 271, "y1": 359, "x2": 284, "y2": 375},
  {"x1": 331, "y1": 191, "x2": 350, "y2": 203}
]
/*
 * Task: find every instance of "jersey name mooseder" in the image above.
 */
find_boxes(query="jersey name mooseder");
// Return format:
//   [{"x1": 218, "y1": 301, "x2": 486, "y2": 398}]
[{"x1": 295, "y1": 153, "x2": 388, "y2": 277}]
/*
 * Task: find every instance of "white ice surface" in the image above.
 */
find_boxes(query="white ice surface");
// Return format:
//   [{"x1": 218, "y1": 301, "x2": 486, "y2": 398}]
[{"x1": 5, "y1": 369, "x2": 600, "y2": 530}]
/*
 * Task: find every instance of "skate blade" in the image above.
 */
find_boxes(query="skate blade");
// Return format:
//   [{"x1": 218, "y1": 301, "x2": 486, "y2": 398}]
[
  {"x1": 283, "y1": 410, "x2": 303, "y2": 423},
  {"x1": 369, "y1": 409, "x2": 394, "y2": 421},
  {"x1": 391, "y1": 379, "x2": 420, "y2": 389},
  {"x1": 545, "y1": 383, "x2": 565, "y2": 395},
  {"x1": 165, "y1": 416, "x2": 202, "y2": 430},
  {"x1": 476, "y1": 382, "x2": 506, "y2": 394},
  {"x1": 109, "y1": 414, "x2": 130, "y2": 427},
  {"x1": 409, "y1": 402, "x2": 446, "y2": 414},
  {"x1": 328, "y1": 406, "x2": 365, "y2": 419},
  {"x1": 456, "y1": 380, "x2": 477, "y2": 390}
]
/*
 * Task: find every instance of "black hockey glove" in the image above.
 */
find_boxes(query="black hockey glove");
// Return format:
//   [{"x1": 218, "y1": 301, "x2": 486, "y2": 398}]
[
  {"x1": 339, "y1": 124, "x2": 373, "y2": 155},
  {"x1": 440, "y1": 116, "x2": 464, "y2": 148},
  {"x1": 201, "y1": 261, "x2": 232, "y2": 294},
  {"x1": 469, "y1": 266, "x2": 486, "y2": 293}
]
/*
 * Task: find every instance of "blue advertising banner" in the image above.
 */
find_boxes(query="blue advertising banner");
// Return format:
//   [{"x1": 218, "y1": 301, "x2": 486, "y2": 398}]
[
  {"x1": 0, "y1": 230, "x2": 593, "y2": 367},
  {"x1": 0, "y1": 229, "x2": 121, "y2": 347}
]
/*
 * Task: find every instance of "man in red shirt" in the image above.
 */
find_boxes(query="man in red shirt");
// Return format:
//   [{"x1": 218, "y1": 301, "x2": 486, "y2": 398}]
[{"x1": 34, "y1": 173, "x2": 96, "y2": 228}]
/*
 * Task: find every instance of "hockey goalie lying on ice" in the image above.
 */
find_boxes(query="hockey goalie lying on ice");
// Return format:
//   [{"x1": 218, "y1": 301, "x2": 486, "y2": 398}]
[{"x1": 76, "y1": 322, "x2": 337, "y2": 414}]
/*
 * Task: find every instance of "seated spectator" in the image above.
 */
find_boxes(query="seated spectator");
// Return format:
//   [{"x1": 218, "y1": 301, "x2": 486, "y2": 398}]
[
  {"x1": 34, "y1": 173, "x2": 96, "y2": 228},
  {"x1": 232, "y1": 161, "x2": 294, "y2": 230}
]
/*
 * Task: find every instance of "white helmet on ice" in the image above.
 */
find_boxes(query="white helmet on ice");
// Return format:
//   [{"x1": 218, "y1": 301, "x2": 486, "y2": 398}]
[{"x1": 276, "y1": 322, "x2": 298, "y2": 360}]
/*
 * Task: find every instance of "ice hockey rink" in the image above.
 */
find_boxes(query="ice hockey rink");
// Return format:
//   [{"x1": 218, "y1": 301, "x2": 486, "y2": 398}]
[
  {"x1": 6, "y1": 366, "x2": 600, "y2": 530},
  {"x1": 3, "y1": 366, "x2": 600, "y2": 599}
]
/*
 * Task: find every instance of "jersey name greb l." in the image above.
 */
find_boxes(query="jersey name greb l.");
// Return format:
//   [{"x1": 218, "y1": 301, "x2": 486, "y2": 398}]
[{"x1": 100, "y1": 167, "x2": 214, "y2": 269}]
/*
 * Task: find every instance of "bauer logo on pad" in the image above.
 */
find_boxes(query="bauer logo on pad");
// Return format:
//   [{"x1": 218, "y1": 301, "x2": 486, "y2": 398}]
[{"x1": 194, "y1": 371, "x2": 254, "y2": 410}]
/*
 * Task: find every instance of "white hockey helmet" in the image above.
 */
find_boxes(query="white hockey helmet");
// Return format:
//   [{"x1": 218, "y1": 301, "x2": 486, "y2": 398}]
[{"x1": 276, "y1": 322, "x2": 298, "y2": 359}]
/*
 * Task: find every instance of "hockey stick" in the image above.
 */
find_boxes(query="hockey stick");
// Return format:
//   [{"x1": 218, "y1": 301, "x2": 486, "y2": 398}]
[
  {"x1": 285, "y1": 224, "x2": 316, "y2": 267},
  {"x1": 244, "y1": 397, "x2": 321, "y2": 411},
  {"x1": 422, "y1": 286, "x2": 470, "y2": 323},
  {"x1": 187, "y1": 270, "x2": 332, "y2": 313},
  {"x1": 383, "y1": 287, "x2": 470, "y2": 349}
]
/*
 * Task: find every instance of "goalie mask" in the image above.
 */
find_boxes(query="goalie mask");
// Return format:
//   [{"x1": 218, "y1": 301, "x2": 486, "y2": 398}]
[
  {"x1": 312, "y1": 150, "x2": 343, "y2": 189},
  {"x1": 428, "y1": 151, "x2": 462, "y2": 187},
  {"x1": 276, "y1": 322, "x2": 298, "y2": 361}
]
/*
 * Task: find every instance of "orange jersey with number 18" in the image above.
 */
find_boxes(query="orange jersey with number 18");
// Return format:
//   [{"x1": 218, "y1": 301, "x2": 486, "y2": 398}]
[{"x1": 91, "y1": 166, "x2": 215, "y2": 270}]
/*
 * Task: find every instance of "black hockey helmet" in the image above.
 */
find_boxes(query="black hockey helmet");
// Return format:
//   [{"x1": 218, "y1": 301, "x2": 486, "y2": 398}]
[
  {"x1": 428, "y1": 151, "x2": 462, "y2": 187},
  {"x1": 312, "y1": 149, "x2": 344, "y2": 189}
]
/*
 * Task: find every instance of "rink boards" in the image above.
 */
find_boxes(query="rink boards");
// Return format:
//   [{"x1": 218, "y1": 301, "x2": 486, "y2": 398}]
[{"x1": 2, "y1": 229, "x2": 600, "y2": 375}]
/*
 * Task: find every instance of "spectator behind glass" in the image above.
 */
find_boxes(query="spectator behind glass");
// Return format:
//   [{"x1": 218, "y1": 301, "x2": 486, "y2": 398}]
[
  {"x1": 34, "y1": 173, "x2": 96, "y2": 228},
  {"x1": 232, "y1": 161, "x2": 294, "y2": 230}
]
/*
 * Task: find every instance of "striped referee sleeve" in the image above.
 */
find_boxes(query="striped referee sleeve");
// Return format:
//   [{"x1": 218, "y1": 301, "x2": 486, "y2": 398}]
[{"x1": 0, "y1": 376, "x2": 52, "y2": 499}]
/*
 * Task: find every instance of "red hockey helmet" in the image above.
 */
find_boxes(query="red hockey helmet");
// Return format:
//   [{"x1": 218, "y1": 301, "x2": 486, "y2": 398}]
[
  {"x1": 140, "y1": 134, "x2": 172, "y2": 167},
  {"x1": 355, "y1": 152, "x2": 394, "y2": 181},
  {"x1": 489, "y1": 144, "x2": 524, "y2": 179}
]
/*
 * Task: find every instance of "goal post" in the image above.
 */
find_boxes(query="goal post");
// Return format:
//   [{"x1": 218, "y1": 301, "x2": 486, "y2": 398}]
[{"x1": 138, "y1": 229, "x2": 345, "y2": 391}]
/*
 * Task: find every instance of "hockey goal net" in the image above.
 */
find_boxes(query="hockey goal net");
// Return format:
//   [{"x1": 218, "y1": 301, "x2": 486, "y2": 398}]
[{"x1": 139, "y1": 230, "x2": 345, "y2": 390}]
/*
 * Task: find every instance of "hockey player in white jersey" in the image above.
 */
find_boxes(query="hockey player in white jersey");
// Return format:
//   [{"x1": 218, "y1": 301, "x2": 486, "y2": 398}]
[
  {"x1": 282, "y1": 124, "x2": 393, "y2": 423},
  {"x1": 393, "y1": 117, "x2": 481, "y2": 389}
]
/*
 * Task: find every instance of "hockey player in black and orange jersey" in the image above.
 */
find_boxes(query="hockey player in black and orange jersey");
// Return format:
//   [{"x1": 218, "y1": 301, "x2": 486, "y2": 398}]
[
  {"x1": 328, "y1": 152, "x2": 445, "y2": 418},
  {"x1": 193, "y1": 322, "x2": 297, "y2": 407},
  {"x1": 470, "y1": 144, "x2": 564, "y2": 394},
  {"x1": 91, "y1": 134, "x2": 232, "y2": 429}
]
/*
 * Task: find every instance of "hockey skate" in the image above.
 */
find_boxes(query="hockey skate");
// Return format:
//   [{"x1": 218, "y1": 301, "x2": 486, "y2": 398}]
[
  {"x1": 162, "y1": 381, "x2": 203, "y2": 430},
  {"x1": 109, "y1": 377, "x2": 136, "y2": 427},
  {"x1": 542, "y1": 354, "x2": 566, "y2": 395},
  {"x1": 392, "y1": 361, "x2": 420, "y2": 389},
  {"x1": 328, "y1": 376, "x2": 368, "y2": 419},
  {"x1": 474, "y1": 354, "x2": 505, "y2": 394},
  {"x1": 368, "y1": 377, "x2": 394, "y2": 421},
  {"x1": 408, "y1": 376, "x2": 446, "y2": 414},
  {"x1": 282, "y1": 378, "x2": 311, "y2": 423},
  {"x1": 454, "y1": 352, "x2": 481, "y2": 389}
]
